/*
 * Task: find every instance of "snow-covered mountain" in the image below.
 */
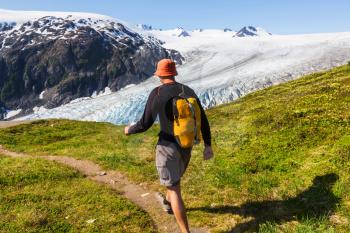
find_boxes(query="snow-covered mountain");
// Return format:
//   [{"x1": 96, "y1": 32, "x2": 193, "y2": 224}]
[
  {"x1": 164, "y1": 27, "x2": 191, "y2": 37},
  {"x1": 139, "y1": 26, "x2": 238, "y2": 38},
  {"x1": 3, "y1": 9, "x2": 350, "y2": 124},
  {"x1": 0, "y1": 9, "x2": 123, "y2": 25},
  {"x1": 136, "y1": 24, "x2": 153, "y2": 31},
  {"x1": 234, "y1": 26, "x2": 271, "y2": 37},
  {"x1": 138, "y1": 25, "x2": 267, "y2": 38},
  {"x1": 223, "y1": 28, "x2": 233, "y2": 32},
  {"x1": 0, "y1": 9, "x2": 182, "y2": 119}
]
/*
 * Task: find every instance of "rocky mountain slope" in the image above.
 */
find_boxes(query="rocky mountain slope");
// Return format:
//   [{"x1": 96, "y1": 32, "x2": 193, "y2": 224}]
[{"x1": 0, "y1": 9, "x2": 183, "y2": 118}]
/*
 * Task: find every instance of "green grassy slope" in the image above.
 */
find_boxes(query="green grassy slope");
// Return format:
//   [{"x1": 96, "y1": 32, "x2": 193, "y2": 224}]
[
  {"x1": 0, "y1": 156, "x2": 156, "y2": 233},
  {"x1": 1, "y1": 64, "x2": 350, "y2": 232}
]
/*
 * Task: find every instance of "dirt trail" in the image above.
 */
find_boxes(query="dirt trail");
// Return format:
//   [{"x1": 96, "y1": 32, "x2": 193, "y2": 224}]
[
  {"x1": 0, "y1": 120, "x2": 34, "y2": 128},
  {"x1": 0, "y1": 145, "x2": 208, "y2": 233}
]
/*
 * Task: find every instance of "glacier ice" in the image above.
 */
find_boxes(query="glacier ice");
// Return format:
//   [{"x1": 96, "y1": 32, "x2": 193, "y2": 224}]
[{"x1": 14, "y1": 22, "x2": 350, "y2": 125}]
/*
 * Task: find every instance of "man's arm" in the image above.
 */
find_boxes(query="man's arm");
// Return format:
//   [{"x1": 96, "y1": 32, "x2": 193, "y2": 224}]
[
  {"x1": 198, "y1": 99, "x2": 211, "y2": 146},
  {"x1": 125, "y1": 89, "x2": 158, "y2": 135},
  {"x1": 197, "y1": 98, "x2": 214, "y2": 160}
]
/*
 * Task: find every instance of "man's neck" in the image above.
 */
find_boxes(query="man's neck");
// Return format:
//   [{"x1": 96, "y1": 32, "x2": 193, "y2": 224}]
[{"x1": 161, "y1": 79, "x2": 176, "y2": 84}]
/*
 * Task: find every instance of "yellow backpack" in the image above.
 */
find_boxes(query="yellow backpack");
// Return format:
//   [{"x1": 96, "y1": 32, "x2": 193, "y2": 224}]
[{"x1": 172, "y1": 85, "x2": 202, "y2": 148}]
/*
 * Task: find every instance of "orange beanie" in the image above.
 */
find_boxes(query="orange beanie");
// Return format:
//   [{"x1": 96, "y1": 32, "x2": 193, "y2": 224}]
[{"x1": 154, "y1": 59, "x2": 178, "y2": 77}]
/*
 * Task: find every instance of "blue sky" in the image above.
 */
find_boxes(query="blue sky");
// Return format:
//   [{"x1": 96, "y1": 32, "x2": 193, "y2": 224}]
[{"x1": 1, "y1": 0, "x2": 349, "y2": 34}]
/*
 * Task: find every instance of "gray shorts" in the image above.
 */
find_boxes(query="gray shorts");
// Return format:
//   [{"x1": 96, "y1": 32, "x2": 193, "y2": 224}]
[{"x1": 155, "y1": 143, "x2": 192, "y2": 187}]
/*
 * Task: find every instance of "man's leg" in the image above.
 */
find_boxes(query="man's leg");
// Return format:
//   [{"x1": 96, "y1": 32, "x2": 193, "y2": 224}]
[{"x1": 167, "y1": 183, "x2": 190, "y2": 233}]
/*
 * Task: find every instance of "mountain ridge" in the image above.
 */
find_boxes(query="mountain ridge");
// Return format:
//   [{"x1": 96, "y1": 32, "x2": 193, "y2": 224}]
[{"x1": 0, "y1": 9, "x2": 183, "y2": 119}]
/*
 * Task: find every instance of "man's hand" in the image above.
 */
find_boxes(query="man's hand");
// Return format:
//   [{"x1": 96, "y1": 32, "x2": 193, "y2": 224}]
[
  {"x1": 203, "y1": 145, "x2": 214, "y2": 160},
  {"x1": 124, "y1": 126, "x2": 130, "y2": 135}
]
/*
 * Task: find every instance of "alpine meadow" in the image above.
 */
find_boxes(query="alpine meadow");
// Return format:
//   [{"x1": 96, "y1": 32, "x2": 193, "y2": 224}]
[{"x1": 1, "y1": 64, "x2": 350, "y2": 232}]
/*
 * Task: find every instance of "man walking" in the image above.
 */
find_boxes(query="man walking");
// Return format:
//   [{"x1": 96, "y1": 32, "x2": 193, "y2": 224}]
[{"x1": 124, "y1": 59, "x2": 213, "y2": 233}]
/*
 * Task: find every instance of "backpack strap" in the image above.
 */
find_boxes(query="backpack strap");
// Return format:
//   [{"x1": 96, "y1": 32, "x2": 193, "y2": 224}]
[{"x1": 179, "y1": 84, "x2": 186, "y2": 98}]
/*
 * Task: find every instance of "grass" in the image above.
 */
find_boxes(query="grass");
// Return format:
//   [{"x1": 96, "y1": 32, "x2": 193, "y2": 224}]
[
  {"x1": 0, "y1": 156, "x2": 156, "y2": 233},
  {"x1": 1, "y1": 64, "x2": 350, "y2": 232},
  {"x1": 0, "y1": 119, "x2": 159, "y2": 185}
]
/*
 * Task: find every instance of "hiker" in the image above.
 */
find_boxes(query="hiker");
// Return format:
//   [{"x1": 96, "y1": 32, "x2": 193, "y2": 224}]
[{"x1": 124, "y1": 59, "x2": 213, "y2": 233}]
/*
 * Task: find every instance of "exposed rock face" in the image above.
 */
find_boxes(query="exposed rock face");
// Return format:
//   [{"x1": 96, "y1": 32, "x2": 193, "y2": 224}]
[
  {"x1": 0, "y1": 16, "x2": 183, "y2": 117},
  {"x1": 234, "y1": 26, "x2": 271, "y2": 37},
  {"x1": 137, "y1": 24, "x2": 153, "y2": 31},
  {"x1": 0, "y1": 22, "x2": 16, "y2": 32},
  {"x1": 171, "y1": 27, "x2": 190, "y2": 37}
]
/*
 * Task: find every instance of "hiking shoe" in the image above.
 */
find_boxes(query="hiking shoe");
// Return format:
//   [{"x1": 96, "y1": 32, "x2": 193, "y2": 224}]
[{"x1": 155, "y1": 192, "x2": 173, "y2": 215}]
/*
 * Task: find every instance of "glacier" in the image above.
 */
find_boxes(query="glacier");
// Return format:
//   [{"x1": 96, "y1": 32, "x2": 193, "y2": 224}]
[{"x1": 18, "y1": 29, "x2": 350, "y2": 124}]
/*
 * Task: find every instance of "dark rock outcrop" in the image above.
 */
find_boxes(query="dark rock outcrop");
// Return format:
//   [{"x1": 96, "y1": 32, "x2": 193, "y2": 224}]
[{"x1": 234, "y1": 26, "x2": 271, "y2": 37}]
